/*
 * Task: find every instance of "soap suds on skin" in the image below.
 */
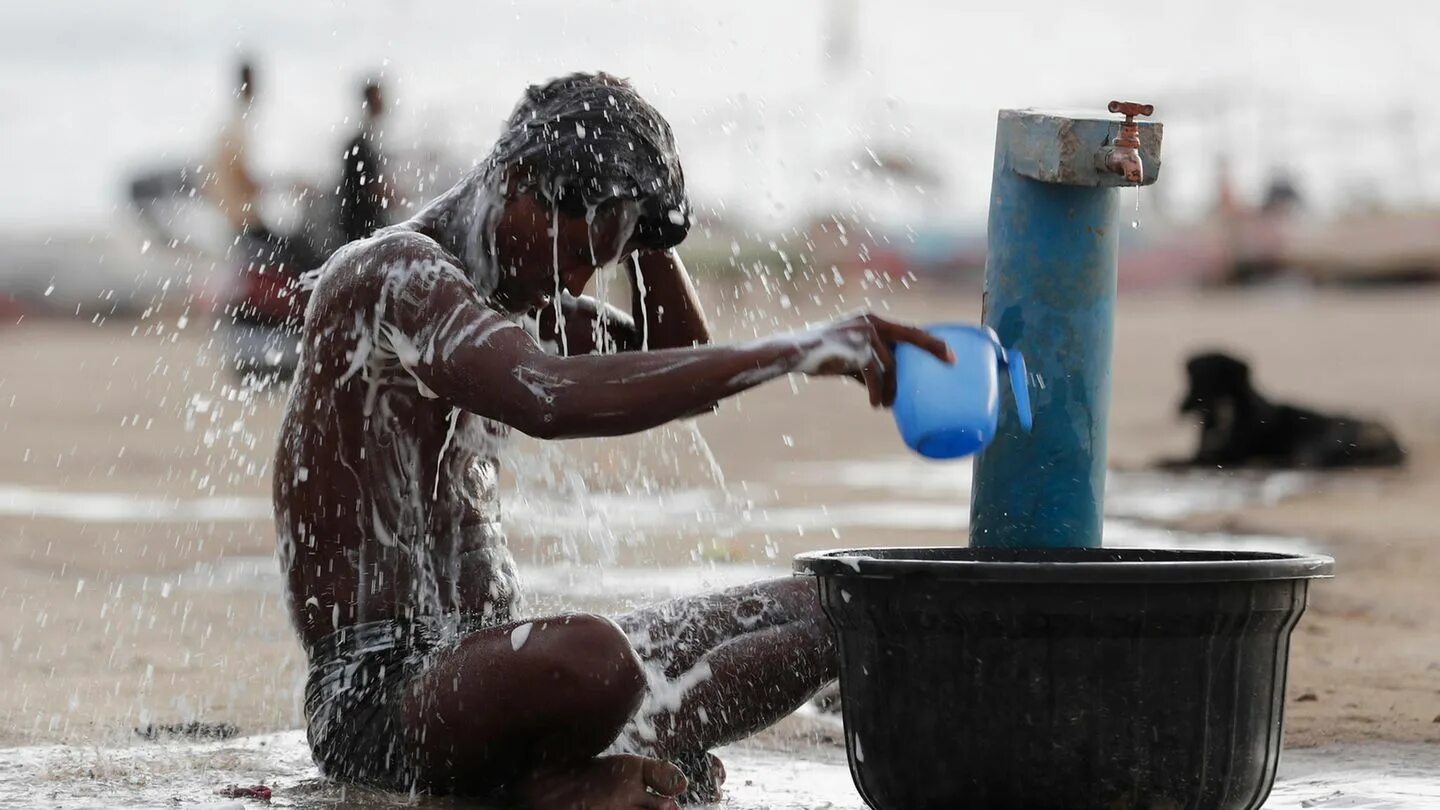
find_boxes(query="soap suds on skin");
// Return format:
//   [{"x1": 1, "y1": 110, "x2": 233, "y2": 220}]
[
  {"x1": 432, "y1": 407, "x2": 461, "y2": 500},
  {"x1": 610, "y1": 655, "x2": 715, "y2": 751},
  {"x1": 725, "y1": 323, "x2": 874, "y2": 389},
  {"x1": 510, "y1": 622, "x2": 534, "y2": 651}
]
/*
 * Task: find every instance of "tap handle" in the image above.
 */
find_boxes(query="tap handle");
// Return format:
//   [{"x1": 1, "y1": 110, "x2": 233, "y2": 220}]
[{"x1": 1108, "y1": 101, "x2": 1154, "y2": 120}]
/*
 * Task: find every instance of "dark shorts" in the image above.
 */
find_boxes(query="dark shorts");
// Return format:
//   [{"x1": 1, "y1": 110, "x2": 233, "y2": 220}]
[{"x1": 303, "y1": 615, "x2": 489, "y2": 791}]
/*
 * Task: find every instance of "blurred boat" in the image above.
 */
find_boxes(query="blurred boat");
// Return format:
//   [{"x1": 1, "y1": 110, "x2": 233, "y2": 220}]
[{"x1": 128, "y1": 162, "x2": 334, "y2": 384}]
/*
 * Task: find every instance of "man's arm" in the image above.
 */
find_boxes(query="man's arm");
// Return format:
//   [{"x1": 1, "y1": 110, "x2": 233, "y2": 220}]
[
  {"x1": 387, "y1": 248, "x2": 949, "y2": 440},
  {"x1": 629, "y1": 249, "x2": 710, "y2": 350},
  {"x1": 531, "y1": 250, "x2": 705, "y2": 356},
  {"x1": 533, "y1": 293, "x2": 642, "y2": 355}
]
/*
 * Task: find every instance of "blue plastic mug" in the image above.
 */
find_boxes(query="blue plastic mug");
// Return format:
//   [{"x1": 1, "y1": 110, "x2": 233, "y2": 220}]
[{"x1": 893, "y1": 324, "x2": 1032, "y2": 460}]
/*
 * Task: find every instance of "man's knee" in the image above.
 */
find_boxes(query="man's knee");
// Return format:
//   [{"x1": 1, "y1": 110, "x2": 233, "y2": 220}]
[
  {"x1": 766, "y1": 575, "x2": 826, "y2": 621},
  {"x1": 528, "y1": 614, "x2": 646, "y2": 720}
]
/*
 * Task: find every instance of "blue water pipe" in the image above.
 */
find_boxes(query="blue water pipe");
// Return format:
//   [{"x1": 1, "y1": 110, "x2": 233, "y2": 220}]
[{"x1": 970, "y1": 103, "x2": 1163, "y2": 549}]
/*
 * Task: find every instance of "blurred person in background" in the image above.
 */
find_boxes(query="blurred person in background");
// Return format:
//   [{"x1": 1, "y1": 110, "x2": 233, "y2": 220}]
[
  {"x1": 337, "y1": 78, "x2": 395, "y2": 244},
  {"x1": 210, "y1": 59, "x2": 321, "y2": 383},
  {"x1": 208, "y1": 60, "x2": 264, "y2": 237}
]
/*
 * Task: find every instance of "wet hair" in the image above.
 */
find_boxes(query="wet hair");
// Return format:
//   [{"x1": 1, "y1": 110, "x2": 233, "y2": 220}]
[{"x1": 487, "y1": 72, "x2": 689, "y2": 250}]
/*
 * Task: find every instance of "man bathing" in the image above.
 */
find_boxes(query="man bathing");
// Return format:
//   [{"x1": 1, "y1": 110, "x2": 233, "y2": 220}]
[{"x1": 274, "y1": 72, "x2": 951, "y2": 808}]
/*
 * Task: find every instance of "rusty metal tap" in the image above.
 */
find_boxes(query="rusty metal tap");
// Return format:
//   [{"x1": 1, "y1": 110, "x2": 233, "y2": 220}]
[{"x1": 1100, "y1": 100, "x2": 1153, "y2": 184}]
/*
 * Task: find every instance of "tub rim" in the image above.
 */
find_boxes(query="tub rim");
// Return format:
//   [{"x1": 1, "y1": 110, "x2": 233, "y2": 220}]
[{"x1": 793, "y1": 546, "x2": 1334, "y2": 584}]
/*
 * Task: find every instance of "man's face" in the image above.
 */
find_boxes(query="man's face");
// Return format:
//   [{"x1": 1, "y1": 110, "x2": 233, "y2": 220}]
[{"x1": 490, "y1": 192, "x2": 639, "y2": 313}]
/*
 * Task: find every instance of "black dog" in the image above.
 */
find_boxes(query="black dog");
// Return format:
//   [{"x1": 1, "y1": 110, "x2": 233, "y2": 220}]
[{"x1": 1168, "y1": 352, "x2": 1405, "y2": 469}]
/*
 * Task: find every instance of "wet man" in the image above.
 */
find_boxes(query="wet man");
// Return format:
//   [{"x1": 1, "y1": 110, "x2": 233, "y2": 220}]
[{"x1": 274, "y1": 72, "x2": 951, "y2": 809}]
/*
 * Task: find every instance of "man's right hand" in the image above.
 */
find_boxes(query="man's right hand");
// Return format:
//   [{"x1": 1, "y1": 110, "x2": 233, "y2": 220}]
[{"x1": 805, "y1": 312, "x2": 954, "y2": 409}]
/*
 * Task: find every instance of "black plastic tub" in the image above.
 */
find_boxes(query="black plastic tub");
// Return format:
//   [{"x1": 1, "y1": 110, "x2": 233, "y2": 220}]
[{"x1": 794, "y1": 547, "x2": 1334, "y2": 810}]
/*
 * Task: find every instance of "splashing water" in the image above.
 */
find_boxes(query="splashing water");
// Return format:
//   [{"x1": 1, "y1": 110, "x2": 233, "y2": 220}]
[
  {"x1": 503, "y1": 416, "x2": 735, "y2": 571},
  {"x1": 632, "y1": 252, "x2": 650, "y2": 351},
  {"x1": 680, "y1": 419, "x2": 727, "y2": 491},
  {"x1": 550, "y1": 201, "x2": 567, "y2": 356}
]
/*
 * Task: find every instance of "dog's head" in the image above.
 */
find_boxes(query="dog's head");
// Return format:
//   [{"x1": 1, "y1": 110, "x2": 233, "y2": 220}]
[{"x1": 1180, "y1": 352, "x2": 1253, "y2": 418}]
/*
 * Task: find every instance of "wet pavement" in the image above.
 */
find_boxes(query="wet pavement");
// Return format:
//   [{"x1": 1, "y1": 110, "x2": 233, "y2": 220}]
[{"x1": 3, "y1": 729, "x2": 1436, "y2": 809}]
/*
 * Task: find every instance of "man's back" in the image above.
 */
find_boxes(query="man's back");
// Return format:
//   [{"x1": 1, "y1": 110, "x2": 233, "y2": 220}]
[{"x1": 273, "y1": 229, "x2": 519, "y2": 649}]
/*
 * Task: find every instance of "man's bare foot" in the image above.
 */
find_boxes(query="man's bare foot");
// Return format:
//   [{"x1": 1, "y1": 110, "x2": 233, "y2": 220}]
[
  {"x1": 521, "y1": 754, "x2": 688, "y2": 810},
  {"x1": 671, "y1": 751, "x2": 727, "y2": 804}
]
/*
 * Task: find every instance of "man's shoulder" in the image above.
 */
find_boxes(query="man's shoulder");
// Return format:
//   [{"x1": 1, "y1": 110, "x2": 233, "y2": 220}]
[
  {"x1": 312, "y1": 229, "x2": 473, "y2": 306},
  {"x1": 367, "y1": 228, "x2": 454, "y2": 261},
  {"x1": 325, "y1": 229, "x2": 461, "y2": 277}
]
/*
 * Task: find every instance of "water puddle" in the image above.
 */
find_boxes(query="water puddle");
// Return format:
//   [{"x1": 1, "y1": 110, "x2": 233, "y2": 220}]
[
  {"x1": 784, "y1": 458, "x2": 1317, "y2": 521},
  {"x1": 465, "y1": 459, "x2": 1320, "y2": 549},
  {"x1": 0, "y1": 484, "x2": 269, "y2": 523},
  {"x1": 174, "y1": 554, "x2": 789, "y2": 616},
  {"x1": 1266, "y1": 743, "x2": 1440, "y2": 809},
  {"x1": 1, "y1": 460, "x2": 1318, "y2": 555},
  {"x1": 1, "y1": 730, "x2": 1432, "y2": 809}
]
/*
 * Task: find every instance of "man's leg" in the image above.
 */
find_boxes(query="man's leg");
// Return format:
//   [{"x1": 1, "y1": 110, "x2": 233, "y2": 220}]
[
  {"x1": 611, "y1": 577, "x2": 838, "y2": 793},
  {"x1": 400, "y1": 613, "x2": 687, "y2": 808}
]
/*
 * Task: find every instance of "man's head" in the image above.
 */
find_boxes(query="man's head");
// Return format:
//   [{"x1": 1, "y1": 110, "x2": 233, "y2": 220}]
[
  {"x1": 1180, "y1": 352, "x2": 1254, "y2": 418},
  {"x1": 483, "y1": 73, "x2": 689, "y2": 312},
  {"x1": 237, "y1": 61, "x2": 255, "y2": 106},
  {"x1": 362, "y1": 80, "x2": 384, "y2": 119}
]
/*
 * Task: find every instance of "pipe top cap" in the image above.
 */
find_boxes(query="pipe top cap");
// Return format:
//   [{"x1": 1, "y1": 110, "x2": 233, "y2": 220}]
[{"x1": 997, "y1": 107, "x2": 1163, "y2": 187}]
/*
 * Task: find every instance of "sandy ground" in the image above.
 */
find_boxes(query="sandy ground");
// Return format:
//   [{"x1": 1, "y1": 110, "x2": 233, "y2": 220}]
[{"x1": 0, "y1": 280, "x2": 1437, "y2": 755}]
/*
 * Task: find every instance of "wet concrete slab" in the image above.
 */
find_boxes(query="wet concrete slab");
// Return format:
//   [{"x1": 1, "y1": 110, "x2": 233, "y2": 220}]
[
  {"x1": 726, "y1": 742, "x2": 1440, "y2": 810},
  {"x1": 3, "y1": 730, "x2": 1436, "y2": 809}
]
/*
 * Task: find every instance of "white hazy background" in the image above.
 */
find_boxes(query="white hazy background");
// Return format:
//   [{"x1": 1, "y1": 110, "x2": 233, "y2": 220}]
[{"x1": 3, "y1": 0, "x2": 1437, "y2": 233}]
